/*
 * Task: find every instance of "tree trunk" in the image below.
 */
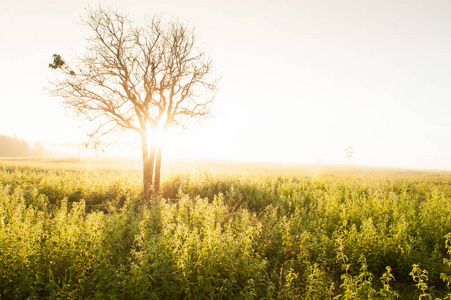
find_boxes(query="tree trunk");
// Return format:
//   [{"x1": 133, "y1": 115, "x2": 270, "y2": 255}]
[
  {"x1": 141, "y1": 132, "x2": 155, "y2": 199},
  {"x1": 147, "y1": 144, "x2": 156, "y2": 194},
  {"x1": 154, "y1": 145, "x2": 163, "y2": 194}
]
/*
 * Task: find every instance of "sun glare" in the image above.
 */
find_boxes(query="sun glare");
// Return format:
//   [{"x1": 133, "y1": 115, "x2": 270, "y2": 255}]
[
  {"x1": 148, "y1": 125, "x2": 167, "y2": 149},
  {"x1": 103, "y1": 125, "x2": 177, "y2": 159}
]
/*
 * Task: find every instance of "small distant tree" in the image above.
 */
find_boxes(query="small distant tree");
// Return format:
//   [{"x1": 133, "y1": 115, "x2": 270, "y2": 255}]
[
  {"x1": 344, "y1": 146, "x2": 355, "y2": 164},
  {"x1": 31, "y1": 141, "x2": 47, "y2": 157},
  {"x1": 48, "y1": 7, "x2": 219, "y2": 198}
]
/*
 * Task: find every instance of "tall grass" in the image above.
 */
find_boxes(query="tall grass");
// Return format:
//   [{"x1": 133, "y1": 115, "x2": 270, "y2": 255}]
[{"x1": 1, "y1": 159, "x2": 451, "y2": 298}]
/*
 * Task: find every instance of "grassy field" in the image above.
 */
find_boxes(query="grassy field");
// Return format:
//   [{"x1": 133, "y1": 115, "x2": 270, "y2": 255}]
[{"x1": 1, "y1": 157, "x2": 451, "y2": 299}]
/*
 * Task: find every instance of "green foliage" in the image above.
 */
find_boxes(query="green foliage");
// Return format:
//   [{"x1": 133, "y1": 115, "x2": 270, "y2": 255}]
[
  {"x1": 410, "y1": 264, "x2": 431, "y2": 299},
  {"x1": 378, "y1": 267, "x2": 399, "y2": 299},
  {"x1": 48, "y1": 54, "x2": 65, "y2": 69},
  {"x1": 1, "y1": 160, "x2": 451, "y2": 298},
  {"x1": 338, "y1": 255, "x2": 377, "y2": 299}
]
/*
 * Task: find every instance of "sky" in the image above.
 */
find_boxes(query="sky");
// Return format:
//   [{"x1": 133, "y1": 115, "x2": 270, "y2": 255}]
[{"x1": 1, "y1": 0, "x2": 450, "y2": 170}]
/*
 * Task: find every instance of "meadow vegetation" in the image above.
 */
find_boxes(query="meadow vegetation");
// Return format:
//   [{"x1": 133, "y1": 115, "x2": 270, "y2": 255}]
[{"x1": 1, "y1": 158, "x2": 451, "y2": 299}]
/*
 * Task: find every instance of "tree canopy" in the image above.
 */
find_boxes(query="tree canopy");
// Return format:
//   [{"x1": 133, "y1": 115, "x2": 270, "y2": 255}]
[{"x1": 0, "y1": 135, "x2": 31, "y2": 157}]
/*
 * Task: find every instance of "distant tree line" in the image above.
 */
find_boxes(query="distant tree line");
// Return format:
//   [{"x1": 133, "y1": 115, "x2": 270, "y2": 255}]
[{"x1": 0, "y1": 135, "x2": 47, "y2": 157}]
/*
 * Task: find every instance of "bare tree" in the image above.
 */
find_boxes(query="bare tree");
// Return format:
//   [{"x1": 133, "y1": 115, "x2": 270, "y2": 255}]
[{"x1": 48, "y1": 7, "x2": 219, "y2": 198}]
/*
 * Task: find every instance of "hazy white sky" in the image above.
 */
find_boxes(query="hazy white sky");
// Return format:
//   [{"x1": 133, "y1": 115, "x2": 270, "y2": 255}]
[{"x1": 1, "y1": 0, "x2": 450, "y2": 170}]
